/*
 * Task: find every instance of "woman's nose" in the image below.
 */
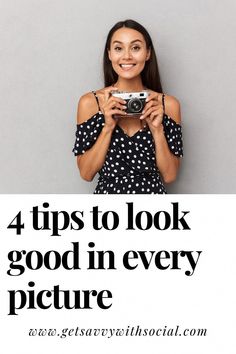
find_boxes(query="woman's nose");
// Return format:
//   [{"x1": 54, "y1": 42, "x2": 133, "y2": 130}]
[{"x1": 122, "y1": 49, "x2": 132, "y2": 59}]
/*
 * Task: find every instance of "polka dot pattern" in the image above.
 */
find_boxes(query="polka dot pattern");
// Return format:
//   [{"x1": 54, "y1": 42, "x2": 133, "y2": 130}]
[{"x1": 73, "y1": 112, "x2": 183, "y2": 194}]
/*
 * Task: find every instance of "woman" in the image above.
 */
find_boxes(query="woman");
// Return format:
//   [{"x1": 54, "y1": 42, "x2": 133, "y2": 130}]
[{"x1": 73, "y1": 19, "x2": 183, "y2": 194}]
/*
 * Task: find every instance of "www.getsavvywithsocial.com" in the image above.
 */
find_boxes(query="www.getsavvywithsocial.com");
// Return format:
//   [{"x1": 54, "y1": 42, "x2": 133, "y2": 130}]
[{"x1": 28, "y1": 325, "x2": 207, "y2": 339}]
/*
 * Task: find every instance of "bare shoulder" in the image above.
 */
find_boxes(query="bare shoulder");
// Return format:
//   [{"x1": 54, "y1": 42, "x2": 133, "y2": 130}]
[
  {"x1": 76, "y1": 91, "x2": 100, "y2": 124},
  {"x1": 164, "y1": 94, "x2": 181, "y2": 124}
]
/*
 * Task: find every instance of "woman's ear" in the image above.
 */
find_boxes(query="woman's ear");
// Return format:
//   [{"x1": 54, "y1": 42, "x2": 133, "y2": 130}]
[
  {"x1": 108, "y1": 49, "x2": 111, "y2": 61},
  {"x1": 146, "y1": 48, "x2": 151, "y2": 61}
]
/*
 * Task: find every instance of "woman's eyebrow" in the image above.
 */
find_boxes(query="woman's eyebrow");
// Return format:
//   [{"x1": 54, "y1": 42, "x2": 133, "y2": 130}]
[{"x1": 112, "y1": 39, "x2": 143, "y2": 44}]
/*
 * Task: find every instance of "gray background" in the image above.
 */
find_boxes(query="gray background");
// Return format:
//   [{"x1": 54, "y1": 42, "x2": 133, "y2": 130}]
[{"x1": 0, "y1": 0, "x2": 235, "y2": 193}]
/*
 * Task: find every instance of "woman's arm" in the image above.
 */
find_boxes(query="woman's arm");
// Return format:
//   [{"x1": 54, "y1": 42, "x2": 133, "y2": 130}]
[
  {"x1": 141, "y1": 94, "x2": 182, "y2": 184},
  {"x1": 152, "y1": 96, "x2": 181, "y2": 183},
  {"x1": 76, "y1": 94, "x2": 113, "y2": 181},
  {"x1": 76, "y1": 89, "x2": 126, "y2": 181},
  {"x1": 77, "y1": 128, "x2": 114, "y2": 182}
]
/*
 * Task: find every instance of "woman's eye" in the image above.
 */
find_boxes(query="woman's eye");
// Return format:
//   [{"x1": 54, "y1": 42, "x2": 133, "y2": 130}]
[
  {"x1": 132, "y1": 46, "x2": 141, "y2": 51},
  {"x1": 114, "y1": 47, "x2": 122, "y2": 51}
]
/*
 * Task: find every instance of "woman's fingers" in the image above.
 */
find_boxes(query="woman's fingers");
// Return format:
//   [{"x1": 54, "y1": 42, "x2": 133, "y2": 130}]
[
  {"x1": 103, "y1": 97, "x2": 127, "y2": 115},
  {"x1": 145, "y1": 91, "x2": 160, "y2": 103},
  {"x1": 102, "y1": 101, "x2": 127, "y2": 120},
  {"x1": 142, "y1": 92, "x2": 162, "y2": 117},
  {"x1": 140, "y1": 105, "x2": 163, "y2": 120},
  {"x1": 111, "y1": 109, "x2": 128, "y2": 117},
  {"x1": 108, "y1": 96, "x2": 126, "y2": 105},
  {"x1": 102, "y1": 96, "x2": 126, "y2": 109},
  {"x1": 107, "y1": 107, "x2": 127, "y2": 117},
  {"x1": 143, "y1": 99, "x2": 159, "y2": 113},
  {"x1": 107, "y1": 100, "x2": 126, "y2": 111},
  {"x1": 103, "y1": 86, "x2": 118, "y2": 101},
  {"x1": 101, "y1": 93, "x2": 126, "y2": 119},
  {"x1": 149, "y1": 110, "x2": 161, "y2": 120}
]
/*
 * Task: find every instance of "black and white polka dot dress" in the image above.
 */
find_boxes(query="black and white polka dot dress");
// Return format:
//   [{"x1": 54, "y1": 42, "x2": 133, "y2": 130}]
[{"x1": 73, "y1": 94, "x2": 183, "y2": 194}]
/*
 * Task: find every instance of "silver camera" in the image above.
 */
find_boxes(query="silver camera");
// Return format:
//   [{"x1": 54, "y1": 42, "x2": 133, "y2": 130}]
[{"x1": 111, "y1": 90, "x2": 149, "y2": 115}]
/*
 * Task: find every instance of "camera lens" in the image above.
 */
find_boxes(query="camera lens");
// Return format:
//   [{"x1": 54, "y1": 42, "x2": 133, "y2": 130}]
[{"x1": 128, "y1": 98, "x2": 142, "y2": 113}]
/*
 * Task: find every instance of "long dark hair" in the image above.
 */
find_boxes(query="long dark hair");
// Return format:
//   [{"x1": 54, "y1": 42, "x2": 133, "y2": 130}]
[{"x1": 103, "y1": 19, "x2": 163, "y2": 93}]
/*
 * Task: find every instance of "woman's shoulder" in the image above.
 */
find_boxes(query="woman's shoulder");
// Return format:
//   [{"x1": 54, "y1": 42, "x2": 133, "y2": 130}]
[
  {"x1": 79, "y1": 87, "x2": 107, "y2": 104},
  {"x1": 77, "y1": 89, "x2": 103, "y2": 124},
  {"x1": 163, "y1": 94, "x2": 181, "y2": 124}
]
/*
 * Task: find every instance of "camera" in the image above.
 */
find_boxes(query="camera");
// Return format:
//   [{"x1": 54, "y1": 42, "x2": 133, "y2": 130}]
[{"x1": 111, "y1": 90, "x2": 149, "y2": 115}]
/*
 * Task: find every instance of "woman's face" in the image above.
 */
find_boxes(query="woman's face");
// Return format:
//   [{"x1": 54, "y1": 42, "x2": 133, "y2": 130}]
[{"x1": 108, "y1": 27, "x2": 150, "y2": 80}]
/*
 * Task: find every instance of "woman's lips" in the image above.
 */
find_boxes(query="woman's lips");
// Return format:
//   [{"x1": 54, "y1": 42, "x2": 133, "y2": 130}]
[{"x1": 119, "y1": 64, "x2": 136, "y2": 71}]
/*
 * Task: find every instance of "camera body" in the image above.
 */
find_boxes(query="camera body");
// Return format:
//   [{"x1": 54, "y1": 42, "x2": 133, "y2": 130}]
[{"x1": 111, "y1": 90, "x2": 149, "y2": 115}]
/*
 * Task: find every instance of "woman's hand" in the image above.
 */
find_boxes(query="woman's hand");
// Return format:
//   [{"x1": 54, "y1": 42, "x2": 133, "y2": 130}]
[
  {"x1": 98, "y1": 86, "x2": 127, "y2": 132},
  {"x1": 140, "y1": 91, "x2": 164, "y2": 134}
]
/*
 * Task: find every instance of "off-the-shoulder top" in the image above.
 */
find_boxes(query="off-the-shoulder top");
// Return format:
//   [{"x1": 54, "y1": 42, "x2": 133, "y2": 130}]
[{"x1": 73, "y1": 106, "x2": 183, "y2": 194}]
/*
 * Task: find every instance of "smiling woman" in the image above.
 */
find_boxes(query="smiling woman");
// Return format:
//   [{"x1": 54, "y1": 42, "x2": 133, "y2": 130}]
[
  {"x1": 73, "y1": 19, "x2": 183, "y2": 194},
  {"x1": 108, "y1": 31, "x2": 150, "y2": 85}
]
